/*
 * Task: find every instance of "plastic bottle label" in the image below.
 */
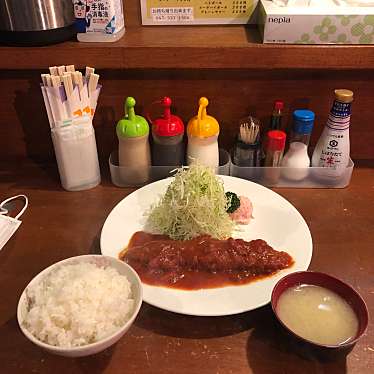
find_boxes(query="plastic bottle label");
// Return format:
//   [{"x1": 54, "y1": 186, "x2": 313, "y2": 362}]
[
  {"x1": 330, "y1": 101, "x2": 351, "y2": 117},
  {"x1": 312, "y1": 99, "x2": 351, "y2": 173},
  {"x1": 318, "y1": 137, "x2": 346, "y2": 168},
  {"x1": 327, "y1": 101, "x2": 351, "y2": 131},
  {"x1": 73, "y1": 0, "x2": 124, "y2": 35}
]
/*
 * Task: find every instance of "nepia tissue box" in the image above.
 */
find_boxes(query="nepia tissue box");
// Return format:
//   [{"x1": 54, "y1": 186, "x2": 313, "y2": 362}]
[
  {"x1": 259, "y1": 0, "x2": 374, "y2": 44},
  {"x1": 140, "y1": 0, "x2": 258, "y2": 25}
]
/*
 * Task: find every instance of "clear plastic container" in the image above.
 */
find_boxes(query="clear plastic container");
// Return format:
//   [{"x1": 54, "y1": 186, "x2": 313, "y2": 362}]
[
  {"x1": 51, "y1": 116, "x2": 101, "y2": 191},
  {"x1": 109, "y1": 149, "x2": 230, "y2": 187},
  {"x1": 230, "y1": 158, "x2": 354, "y2": 188},
  {"x1": 109, "y1": 146, "x2": 354, "y2": 189}
]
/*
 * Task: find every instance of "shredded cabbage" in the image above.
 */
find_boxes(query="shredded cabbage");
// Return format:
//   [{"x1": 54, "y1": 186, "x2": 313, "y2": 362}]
[{"x1": 146, "y1": 164, "x2": 235, "y2": 240}]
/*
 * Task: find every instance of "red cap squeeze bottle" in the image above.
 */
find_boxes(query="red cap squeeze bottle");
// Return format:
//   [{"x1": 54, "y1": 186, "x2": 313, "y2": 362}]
[
  {"x1": 146, "y1": 97, "x2": 185, "y2": 166},
  {"x1": 147, "y1": 97, "x2": 184, "y2": 137}
]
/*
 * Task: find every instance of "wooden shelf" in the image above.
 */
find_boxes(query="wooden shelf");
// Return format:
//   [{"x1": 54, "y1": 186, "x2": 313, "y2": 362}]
[{"x1": 1, "y1": 25, "x2": 374, "y2": 70}]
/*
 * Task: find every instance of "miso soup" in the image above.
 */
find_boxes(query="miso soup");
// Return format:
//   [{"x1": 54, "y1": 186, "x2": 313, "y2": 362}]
[{"x1": 276, "y1": 284, "x2": 359, "y2": 346}]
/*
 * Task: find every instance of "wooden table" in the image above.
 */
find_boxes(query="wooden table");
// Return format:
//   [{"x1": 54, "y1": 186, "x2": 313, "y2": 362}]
[{"x1": 0, "y1": 161, "x2": 373, "y2": 374}]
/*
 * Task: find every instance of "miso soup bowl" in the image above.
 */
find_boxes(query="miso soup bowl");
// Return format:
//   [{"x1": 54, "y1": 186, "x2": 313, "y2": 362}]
[{"x1": 271, "y1": 271, "x2": 369, "y2": 353}]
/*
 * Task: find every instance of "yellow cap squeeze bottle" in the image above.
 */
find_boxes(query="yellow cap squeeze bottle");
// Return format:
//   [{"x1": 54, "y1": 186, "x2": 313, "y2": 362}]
[{"x1": 187, "y1": 97, "x2": 220, "y2": 167}]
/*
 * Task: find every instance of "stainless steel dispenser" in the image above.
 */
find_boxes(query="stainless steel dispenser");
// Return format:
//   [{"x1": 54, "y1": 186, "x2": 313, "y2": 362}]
[{"x1": 0, "y1": 0, "x2": 76, "y2": 45}]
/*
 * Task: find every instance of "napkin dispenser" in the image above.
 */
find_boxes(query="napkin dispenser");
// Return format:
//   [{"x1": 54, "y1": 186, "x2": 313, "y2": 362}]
[{"x1": 0, "y1": 0, "x2": 76, "y2": 45}]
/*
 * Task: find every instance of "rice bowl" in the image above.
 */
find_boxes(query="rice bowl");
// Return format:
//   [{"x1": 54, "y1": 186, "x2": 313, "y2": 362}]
[{"x1": 17, "y1": 255, "x2": 142, "y2": 357}]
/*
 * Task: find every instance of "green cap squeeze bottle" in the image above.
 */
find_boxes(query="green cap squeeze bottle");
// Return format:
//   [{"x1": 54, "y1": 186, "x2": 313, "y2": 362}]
[
  {"x1": 116, "y1": 97, "x2": 151, "y2": 183},
  {"x1": 117, "y1": 97, "x2": 149, "y2": 138}
]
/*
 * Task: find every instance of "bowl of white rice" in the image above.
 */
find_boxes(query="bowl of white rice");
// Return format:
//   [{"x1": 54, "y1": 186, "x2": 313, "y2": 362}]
[{"x1": 17, "y1": 255, "x2": 142, "y2": 357}]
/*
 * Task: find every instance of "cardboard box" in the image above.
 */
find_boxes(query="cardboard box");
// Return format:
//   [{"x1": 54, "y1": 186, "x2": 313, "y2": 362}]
[
  {"x1": 140, "y1": 0, "x2": 258, "y2": 25},
  {"x1": 259, "y1": 0, "x2": 374, "y2": 44}
]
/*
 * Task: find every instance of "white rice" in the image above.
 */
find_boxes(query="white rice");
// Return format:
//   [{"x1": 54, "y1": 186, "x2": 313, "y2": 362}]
[{"x1": 22, "y1": 262, "x2": 134, "y2": 348}]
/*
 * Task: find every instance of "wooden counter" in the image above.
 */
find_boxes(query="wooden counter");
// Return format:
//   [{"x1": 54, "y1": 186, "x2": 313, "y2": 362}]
[{"x1": 0, "y1": 161, "x2": 373, "y2": 373}]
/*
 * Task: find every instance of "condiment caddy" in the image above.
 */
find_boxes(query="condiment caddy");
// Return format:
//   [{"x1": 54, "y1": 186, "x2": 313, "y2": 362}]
[
  {"x1": 230, "y1": 90, "x2": 354, "y2": 189},
  {"x1": 109, "y1": 149, "x2": 231, "y2": 187},
  {"x1": 108, "y1": 92, "x2": 355, "y2": 189},
  {"x1": 109, "y1": 148, "x2": 354, "y2": 189},
  {"x1": 38, "y1": 67, "x2": 355, "y2": 190},
  {"x1": 109, "y1": 90, "x2": 354, "y2": 188},
  {"x1": 230, "y1": 159, "x2": 354, "y2": 188},
  {"x1": 110, "y1": 96, "x2": 228, "y2": 187}
]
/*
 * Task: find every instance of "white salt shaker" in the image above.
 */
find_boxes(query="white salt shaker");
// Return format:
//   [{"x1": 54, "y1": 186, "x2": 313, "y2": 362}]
[
  {"x1": 51, "y1": 116, "x2": 101, "y2": 191},
  {"x1": 281, "y1": 110, "x2": 314, "y2": 181},
  {"x1": 281, "y1": 142, "x2": 310, "y2": 181}
]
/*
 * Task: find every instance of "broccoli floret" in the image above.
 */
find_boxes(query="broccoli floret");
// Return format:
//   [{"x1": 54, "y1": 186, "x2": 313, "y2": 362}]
[{"x1": 225, "y1": 192, "x2": 240, "y2": 214}]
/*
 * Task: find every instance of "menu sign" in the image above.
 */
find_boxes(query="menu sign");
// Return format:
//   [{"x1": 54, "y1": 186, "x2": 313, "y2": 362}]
[{"x1": 140, "y1": 0, "x2": 258, "y2": 24}]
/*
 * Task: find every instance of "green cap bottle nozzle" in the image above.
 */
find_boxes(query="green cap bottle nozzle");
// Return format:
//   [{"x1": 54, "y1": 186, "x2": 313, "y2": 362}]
[{"x1": 116, "y1": 97, "x2": 149, "y2": 138}]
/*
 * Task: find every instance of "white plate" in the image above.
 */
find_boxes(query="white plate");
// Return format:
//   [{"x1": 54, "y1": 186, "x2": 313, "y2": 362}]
[{"x1": 101, "y1": 176, "x2": 313, "y2": 316}]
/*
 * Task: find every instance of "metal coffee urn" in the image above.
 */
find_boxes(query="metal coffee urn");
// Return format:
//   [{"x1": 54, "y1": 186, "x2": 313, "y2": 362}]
[{"x1": 0, "y1": 0, "x2": 76, "y2": 45}]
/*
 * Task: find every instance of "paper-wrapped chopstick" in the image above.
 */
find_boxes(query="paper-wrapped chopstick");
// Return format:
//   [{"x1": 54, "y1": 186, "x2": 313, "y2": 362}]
[
  {"x1": 45, "y1": 75, "x2": 64, "y2": 123},
  {"x1": 88, "y1": 73, "x2": 100, "y2": 116},
  {"x1": 40, "y1": 74, "x2": 53, "y2": 128},
  {"x1": 41, "y1": 66, "x2": 101, "y2": 127},
  {"x1": 49, "y1": 66, "x2": 58, "y2": 76},
  {"x1": 85, "y1": 67, "x2": 95, "y2": 80}
]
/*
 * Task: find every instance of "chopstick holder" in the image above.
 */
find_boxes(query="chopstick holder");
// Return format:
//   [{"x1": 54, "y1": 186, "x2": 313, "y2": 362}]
[
  {"x1": 41, "y1": 66, "x2": 102, "y2": 191},
  {"x1": 51, "y1": 116, "x2": 101, "y2": 191}
]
